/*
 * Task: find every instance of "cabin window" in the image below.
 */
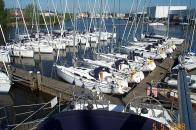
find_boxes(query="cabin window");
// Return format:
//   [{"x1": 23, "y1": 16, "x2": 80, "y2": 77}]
[
  {"x1": 82, "y1": 76, "x2": 87, "y2": 79},
  {"x1": 91, "y1": 79, "x2": 96, "y2": 82},
  {"x1": 74, "y1": 73, "x2": 80, "y2": 77}
]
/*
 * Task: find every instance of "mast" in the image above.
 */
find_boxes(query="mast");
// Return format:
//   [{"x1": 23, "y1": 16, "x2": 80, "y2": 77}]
[
  {"x1": 189, "y1": 11, "x2": 196, "y2": 52},
  {"x1": 33, "y1": 0, "x2": 39, "y2": 36},
  {"x1": 111, "y1": 0, "x2": 116, "y2": 53},
  {"x1": 16, "y1": 0, "x2": 30, "y2": 40},
  {"x1": 0, "y1": 25, "x2": 7, "y2": 48},
  {"x1": 51, "y1": 0, "x2": 61, "y2": 29},
  {"x1": 37, "y1": 0, "x2": 50, "y2": 35},
  {"x1": 98, "y1": 0, "x2": 103, "y2": 54},
  {"x1": 141, "y1": 0, "x2": 147, "y2": 36},
  {"x1": 166, "y1": 0, "x2": 172, "y2": 38},
  {"x1": 73, "y1": 0, "x2": 77, "y2": 67}
]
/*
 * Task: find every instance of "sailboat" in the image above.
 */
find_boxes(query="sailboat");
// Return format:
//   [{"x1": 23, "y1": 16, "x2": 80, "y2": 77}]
[
  {"x1": 177, "y1": 12, "x2": 196, "y2": 71},
  {"x1": 56, "y1": 0, "x2": 130, "y2": 94},
  {"x1": 121, "y1": 45, "x2": 167, "y2": 60},
  {"x1": 148, "y1": 22, "x2": 164, "y2": 26},
  {"x1": 0, "y1": 71, "x2": 11, "y2": 93},
  {"x1": 126, "y1": 96, "x2": 174, "y2": 128},
  {"x1": 0, "y1": 25, "x2": 11, "y2": 63},
  {"x1": 56, "y1": 65, "x2": 130, "y2": 94},
  {"x1": 7, "y1": 43, "x2": 34, "y2": 58},
  {"x1": 8, "y1": 0, "x2": 34, "y2": 58},
  {"x1": 0, "y1": 62, "x2": 11, "y2": 93},
  {"x1": 0, "y1": 48, "x2": 10, "y2": 63},
  {"x1": 84, "y1": 58, "x2": 144, "y2": 83}
]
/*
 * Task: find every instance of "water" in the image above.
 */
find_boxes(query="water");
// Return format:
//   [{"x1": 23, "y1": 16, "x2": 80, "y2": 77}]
[{"x1": 1, "y1": 18, "x2": 196, "y2": 107}]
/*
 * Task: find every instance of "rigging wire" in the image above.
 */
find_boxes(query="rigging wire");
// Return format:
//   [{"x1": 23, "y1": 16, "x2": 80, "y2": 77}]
[{"x1": 126, "y1": 0, "x2": 142, "y2": 42}]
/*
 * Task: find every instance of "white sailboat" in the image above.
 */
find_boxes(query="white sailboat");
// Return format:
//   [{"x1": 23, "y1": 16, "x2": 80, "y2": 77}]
[
  {"x1": 0, "y1": 25, "x2": 11, "y2": 63},
  {"x1": 148, "y1": 22, "x2": 164, "y2": 26},
  {"x1": 84, "y1": 58, "x2": 145, "y2": 83},
  {"x1": 178, "y1": 53, "x2": 196, "y2": 71},
  {"x1": 7, "y1": 44, "x2": 34, "y2": 58},
  {"x1": 121, "y1": 45, "x2": 167, "y2": 60},
  {"x1": 0, "y1": 71, "x2": 11, "y2": 93},
  {"x1": 56, "y1": 65, "x2": 130, "y2": 94},
  {"x1": 0, "y1": 47, "x2": 10, "y2": 63},
  {"x1": 0, "y1": 62, "x2": 11, "y2": 93},
  {"x1": 98, "y1": 53, "x2": 156, "y2": 72},
  {"x1": 126, "y1": 96, "x2": 174, "y2": 128},
  {"x1": 24, "y1": 40, "x2": 53, "y2": 53}
]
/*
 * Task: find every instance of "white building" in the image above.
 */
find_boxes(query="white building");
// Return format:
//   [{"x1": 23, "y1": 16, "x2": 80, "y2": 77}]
[
  {"x1": 40, "y1": 11, "x2": 56, "y2": 17},
  {"x1": 147, "y1": 6, "x2": 187, "y2": 19}
]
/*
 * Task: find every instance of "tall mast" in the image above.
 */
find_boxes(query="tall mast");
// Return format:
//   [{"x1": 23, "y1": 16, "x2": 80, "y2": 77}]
[
  {"x1": 189, "y1": 11, "x2": 196, "y2": 52},
  {"x1": 167, "y1": 0, "x2": 172, "y2": 38},
  {"x1": 73, "y1": 0, "x2": 77, "y2": 67},
  {"x1": 0, "y1": 25, "x2": 7, "y2": 47},
  {"x1": 98, "y1": 0, "x2": 103, "y2": 54},
  {"x1": 33, "y1": 0, "x2": 39, "y2": 35},
  {"x1": 111, "y1": 0, "x2": 116, "y2": 53},
  {"x1": 38, "y1": 0, "x2": 50, "y2": 35},
  {"x1": 16, "y1": 0, "x2": 30, "y2": 39}
]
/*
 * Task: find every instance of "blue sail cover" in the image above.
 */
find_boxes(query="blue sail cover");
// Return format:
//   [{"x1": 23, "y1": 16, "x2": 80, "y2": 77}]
[{"x1": 37, "y1": 110, "x2": 169, "y2": 130}]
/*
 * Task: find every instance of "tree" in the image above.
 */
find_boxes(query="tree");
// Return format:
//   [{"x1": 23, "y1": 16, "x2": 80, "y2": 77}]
[
  {"x1": 24, "y1": 4, "x2": 36, "y2": 24},
  {"x1": 0, "y1": 0, "x2": 8, "y2": 45}
]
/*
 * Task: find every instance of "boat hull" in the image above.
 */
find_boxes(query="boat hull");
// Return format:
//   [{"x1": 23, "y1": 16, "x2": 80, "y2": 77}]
[
  {"x1": 0, "y1": 72, "x2": 11, "y2": 93},
  {"x1": 56, "y1": 66, "x2": 130, "y2": 94}
]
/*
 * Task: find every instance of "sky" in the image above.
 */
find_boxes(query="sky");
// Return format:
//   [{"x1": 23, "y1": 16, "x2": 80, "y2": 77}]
[{"x1": 4, "y1": 0, "x2": 196, "y2": 13}]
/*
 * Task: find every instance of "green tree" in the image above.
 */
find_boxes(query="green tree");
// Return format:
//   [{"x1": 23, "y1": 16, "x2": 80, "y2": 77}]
[
  {"x1": 24, "y1": 4, "x2": 35, "y2": 24},
  {"x1": 0, "y1": 0, "x2": 8, "y2": 45}
]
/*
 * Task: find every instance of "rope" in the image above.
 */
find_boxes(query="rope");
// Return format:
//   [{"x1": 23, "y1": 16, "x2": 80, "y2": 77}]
[
  {"x1": 12, "y1": 103, "x2": 47, "y2": 108},
  {"x1": 11, "y1": 102, "x2": 50, "y2": 130}
]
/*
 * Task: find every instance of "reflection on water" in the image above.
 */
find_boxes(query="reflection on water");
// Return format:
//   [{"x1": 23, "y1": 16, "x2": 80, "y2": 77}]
[
  {"x1": 0, "y1": 94, "x2": 14, "y2": 106},
  {"x1": 0, "y1": 84, "x2": 53, "y2": 107}
]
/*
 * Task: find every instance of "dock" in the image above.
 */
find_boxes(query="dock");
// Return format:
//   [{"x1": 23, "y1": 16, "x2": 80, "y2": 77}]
[
  {"x1": 123, "y1": 41, "x2": 188, "y2": 104},
  {"x1": 8, "y1": 41, "x2": 188, "y2": 105}
]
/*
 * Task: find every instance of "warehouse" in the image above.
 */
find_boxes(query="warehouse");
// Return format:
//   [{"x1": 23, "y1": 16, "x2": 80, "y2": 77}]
[{"x1": 147, "y1": 6, "x2": 187, "y2": 19}]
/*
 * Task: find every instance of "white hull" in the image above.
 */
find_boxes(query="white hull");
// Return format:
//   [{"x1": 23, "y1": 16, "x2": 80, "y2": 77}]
[
  {"x1": 121, "y1": 46, "x2": 167, "y2": 60},
  {"x1": 56, "y1": 65, "x2": 130, "y2": 94},
  {"x1": 129, "y1": 106, "x2": 172, "y2": 128},
  {"x1": 132, "y1": 62, "x2": 156, "y2": 72},
  {"x1": 178, "y1": 54, "x2": 196, "y2": 70},
  {"x1": 0, "y1": 72, "x2": 11, "y2": 93},
  {"x1": 7, "y1": 45, "x2": 34, "y2": 58},
  {"x1": 84, "y1": 58, "x2": 145, "y2": 83},
  {"x1": 166, "y1": 38, "x2": 184, "y2": 45},
  {"x1": 0, "y1": 50, "x2": 10, "y2": 63},
  {"x1": 165, "y1": 75, "x2": 196, "y2": 89},
  {"x1": 32, "y1": 46, "x2": 53, "y2": 53},
  {"x1": 128, "y1": 71, "x2": 145, "y2": 83},
  {"x1": 12, "y1": 50, "x2": 34, "y2": 58},
  {"x1": 148, "y1": 22, "x2": 164, "y2": 26},
  {"x1": 98, "y1": 53, "x2": 156, "y2": 72},
  {"x1": 65, "y1": 103, "x2": 124, "y2": 112}
]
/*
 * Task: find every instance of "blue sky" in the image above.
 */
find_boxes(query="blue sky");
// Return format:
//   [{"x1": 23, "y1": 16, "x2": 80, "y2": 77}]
[{"x1": 4, "y1": 0, "x2": 196, "y2": 13}]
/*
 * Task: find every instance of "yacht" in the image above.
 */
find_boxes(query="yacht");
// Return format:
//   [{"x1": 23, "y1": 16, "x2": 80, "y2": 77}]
[
  {"x1": 0, "y1": 71, "x2": 11, "y2": 93},
  {"x1": 56, "y1": 65, "x2": 130, "y2": 94},
  {"x1": 0, "y1": 47, "x2": 10, "y2": 63},
  {"x1": 84, "y1": 58, "x2": 145, "y2": 83}
]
